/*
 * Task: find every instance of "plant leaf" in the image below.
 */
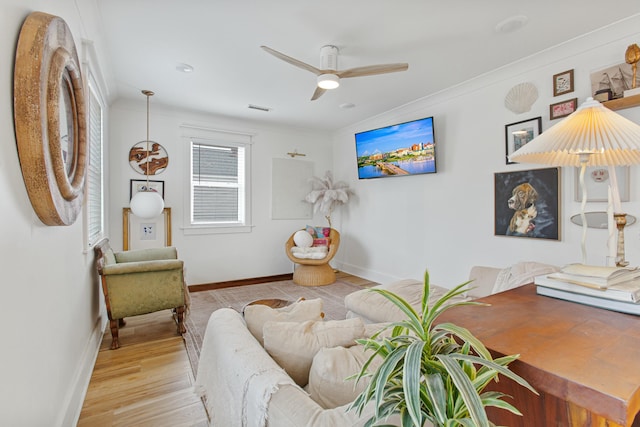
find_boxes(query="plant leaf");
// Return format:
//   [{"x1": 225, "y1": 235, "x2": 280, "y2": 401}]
[
  {"x1": 372, "y1": 346, "x2": 408, "y2": 417},
  {"x1": 437, "y1": 354, "x2": 491, "y2": 427},
  {"x1": 424, "y1": 373, "x2": 448, "y2": 424},
  {"x1": 368, "y1": 288, "x2": 425, "y2": 337},
  {"x1": 434, "y1": 322, "x2": 492, "y2": 360},
  {"x1": 449, "y1": 353, "x2": 538, "y2": 395},
  {"x1": 481, "y1": 392, "x2": 523, "y2": 416},
  {"x1": 403, "y1": 340, "x2": 426, "y2": 426}
]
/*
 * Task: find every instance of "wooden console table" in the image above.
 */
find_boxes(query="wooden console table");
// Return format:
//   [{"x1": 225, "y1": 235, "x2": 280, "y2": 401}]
[{"x1": 439, "y1": 284, "x2": 640, "y2": 426}]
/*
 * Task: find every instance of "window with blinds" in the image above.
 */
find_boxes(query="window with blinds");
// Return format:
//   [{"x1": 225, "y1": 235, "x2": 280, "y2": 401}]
[
  {"x1": 191, "y1": 141, "x2": 247, "y2": 224},
  {"x1": 86, "y1": 83, "x2": 104, "y2": 245}
]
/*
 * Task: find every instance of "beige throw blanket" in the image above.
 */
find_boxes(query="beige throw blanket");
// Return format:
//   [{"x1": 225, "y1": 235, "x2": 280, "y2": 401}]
[
  {"x1": 194, "y1": 308, "x2": 297, "y2": 427},
  {"x1": 492, "y1": 261, "x2": 559, "y2": 294}
]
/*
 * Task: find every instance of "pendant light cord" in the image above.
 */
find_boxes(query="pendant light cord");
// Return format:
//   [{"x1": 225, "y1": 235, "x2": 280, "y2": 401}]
[{"x1": 143, "y1": 90, "x2": 154, "y2": 188}]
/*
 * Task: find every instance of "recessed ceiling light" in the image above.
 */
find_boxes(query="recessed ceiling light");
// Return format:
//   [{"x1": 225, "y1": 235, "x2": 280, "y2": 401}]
[
  {"x1": 495, "y1": 15, "x2": 529, "y2": 33},
  {"x1": 176, "y1": 63, "x2": 194, "y2": 73},
  {"x1": 340, "y1": 103, "x2": 356, "y2": 109}
]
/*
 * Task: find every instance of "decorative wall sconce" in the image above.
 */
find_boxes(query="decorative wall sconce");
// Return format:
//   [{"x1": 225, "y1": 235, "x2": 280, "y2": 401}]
[{"x1": 287, "y1": 149, "x2": 306, "y2": 158}]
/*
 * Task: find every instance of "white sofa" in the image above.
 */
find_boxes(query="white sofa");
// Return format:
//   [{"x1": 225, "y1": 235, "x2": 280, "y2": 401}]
[
  {"x1": 194, "y1": 307, "x2": 396, "y2": 427},
  {"x1": 194, "y1": 262, "x2": 558, "y2": 426},
  {"x1": 344, "y1": 263, "x2": 558, "y2": 323}
]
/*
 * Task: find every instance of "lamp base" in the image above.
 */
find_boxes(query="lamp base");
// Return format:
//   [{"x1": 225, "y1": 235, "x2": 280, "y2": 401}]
[{"x1": 614, "y1": 213, "x2": 629, "y2": 267}]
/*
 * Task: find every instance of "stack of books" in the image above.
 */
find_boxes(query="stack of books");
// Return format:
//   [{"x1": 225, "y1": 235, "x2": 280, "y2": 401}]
[{"x1": 534, "y1": 264, "x2": 640, "y2": 315}]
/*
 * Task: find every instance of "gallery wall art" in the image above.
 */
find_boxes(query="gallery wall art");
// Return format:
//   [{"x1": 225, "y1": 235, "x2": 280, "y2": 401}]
[{"x1": 494, "y1": 167, "x2": 560, "y2": 240}]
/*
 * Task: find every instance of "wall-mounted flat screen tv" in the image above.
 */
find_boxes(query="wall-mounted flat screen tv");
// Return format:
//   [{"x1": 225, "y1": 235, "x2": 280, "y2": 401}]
[{"x1": 355, "y1": 116, "x2": 436, "y2": 179}]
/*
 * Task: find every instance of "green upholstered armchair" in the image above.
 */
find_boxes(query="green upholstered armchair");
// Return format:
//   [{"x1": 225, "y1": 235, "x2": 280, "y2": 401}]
[{"x1": 94, "y1": 238, "x2": 188, "y2": 349}]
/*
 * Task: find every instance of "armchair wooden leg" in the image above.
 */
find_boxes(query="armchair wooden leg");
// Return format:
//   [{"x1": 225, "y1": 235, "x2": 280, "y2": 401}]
[
  {"x1": 174, "y1": 306, "x2": 186, "y2": 335},
  {"x1": 109, "y1": 318, "x2": 121, "y2": 350}
]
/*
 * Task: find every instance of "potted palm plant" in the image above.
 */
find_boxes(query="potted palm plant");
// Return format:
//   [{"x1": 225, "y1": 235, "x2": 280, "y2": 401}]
[{"x1": 349, "y1": 271, "x2": 537, "y2": 427}]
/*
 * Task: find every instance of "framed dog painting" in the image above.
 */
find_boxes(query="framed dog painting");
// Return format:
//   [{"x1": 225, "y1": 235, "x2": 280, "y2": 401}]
[{"x1": 494, "y1": 167, "x2": 560, "y2": 240}]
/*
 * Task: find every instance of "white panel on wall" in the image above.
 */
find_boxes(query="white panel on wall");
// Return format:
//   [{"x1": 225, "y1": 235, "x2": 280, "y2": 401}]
[{"x1": 271, "y1": 158, "x2": 313, "y2": 219}]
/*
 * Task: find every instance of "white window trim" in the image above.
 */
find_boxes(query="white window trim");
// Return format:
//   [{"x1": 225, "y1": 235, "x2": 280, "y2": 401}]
[
  {"x1": 85, "y1": 77, "x2": 105, "y2": 244},
  {"x1": 181, "y1": 124, "x2": 254, "y2": 235},
  {"x1": 82, "y1": 39, "x2": 109, "y2": 250}
]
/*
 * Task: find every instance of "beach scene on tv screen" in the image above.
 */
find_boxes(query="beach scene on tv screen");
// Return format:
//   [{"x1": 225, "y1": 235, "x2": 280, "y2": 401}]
[{"x1": 355, "y1": 117, "x2": 436, "y2": 179}]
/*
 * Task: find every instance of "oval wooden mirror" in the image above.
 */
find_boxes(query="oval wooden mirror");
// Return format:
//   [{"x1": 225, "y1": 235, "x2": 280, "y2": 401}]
[{"x1": 14, "y1": 11, "x2": 88, "y2": 226}]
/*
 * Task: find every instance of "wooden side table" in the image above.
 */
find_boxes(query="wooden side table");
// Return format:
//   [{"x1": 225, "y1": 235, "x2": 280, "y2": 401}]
[
  {"x1": 439, "y1": 284, "x2": 640, "y2": 427},
  {"x1": 241, "y1": 298, "x2": 292, "y2": 315}
]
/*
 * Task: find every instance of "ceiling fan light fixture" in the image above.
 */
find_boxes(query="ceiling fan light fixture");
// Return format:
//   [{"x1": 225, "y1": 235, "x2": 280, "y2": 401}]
[{"x1": 317, "y1": 73, "x2": 340, "y2": 90}]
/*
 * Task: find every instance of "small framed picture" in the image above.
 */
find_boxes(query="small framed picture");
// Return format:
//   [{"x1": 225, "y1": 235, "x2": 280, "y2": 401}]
[
  {"x1": 549, "y1": 98, "x2": 578, "y2": 120},
  {"x1": 130, "y1": 179, "x2": 164, "y2": 200},
  {"x1": 123, "y1": 207, "x2": 172, "y2": 251},
  {"x1": 505, "y1": 117, "x2": 542, "y2": 164},
  {"x1": 553, "y1": 69, "x2": 574, "y2": 96},
  {"x1": 574, "y1": 166, "x2": 630, "y2": 202}
]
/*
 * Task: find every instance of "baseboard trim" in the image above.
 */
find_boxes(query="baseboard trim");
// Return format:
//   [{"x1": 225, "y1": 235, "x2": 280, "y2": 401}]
[
  {"x1": 338, "y1": 262, "x2": 401, "y2": 285},
  {"x1": 188, "y1": 273, "x2": 293, "y2": 293},
  {"x1": 57, "y1": 315, "x2": 105, "y2": 427}
]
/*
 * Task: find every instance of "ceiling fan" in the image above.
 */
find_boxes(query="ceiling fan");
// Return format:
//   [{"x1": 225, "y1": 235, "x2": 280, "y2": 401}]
[{"x1": 261, "y1": 45, "x2": 409, "y2": 100}]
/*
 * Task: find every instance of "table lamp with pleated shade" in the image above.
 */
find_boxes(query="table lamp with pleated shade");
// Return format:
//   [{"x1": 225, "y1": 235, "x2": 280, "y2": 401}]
[{"x1": 509, "y1": 97, "x2": 640, "y2": 266}]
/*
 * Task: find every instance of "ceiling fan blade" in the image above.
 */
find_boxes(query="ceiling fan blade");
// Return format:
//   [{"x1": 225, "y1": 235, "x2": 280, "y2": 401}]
[
  {"x1": 261, "y1": 45, "x2": 322, "y2": 75},
  {"x1": 337, "y1": 63, "x2": 408, "y2": 79},
  {"x1": 311, "y1": 86, "x2": 327, "y2": 101}
]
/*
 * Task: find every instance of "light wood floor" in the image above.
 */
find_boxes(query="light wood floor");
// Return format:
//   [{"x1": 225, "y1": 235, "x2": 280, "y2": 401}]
[
  {"x1": 77, "y1": 310, "x2": 208, "y2": 427},
  {"x1": 78, "y1": 272, "x2": 372, "y2": 426}
]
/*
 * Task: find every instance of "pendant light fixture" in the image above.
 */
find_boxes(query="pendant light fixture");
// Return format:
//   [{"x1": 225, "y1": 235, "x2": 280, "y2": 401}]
[{"x1": 130, "y1": 90, "x2": 165, "y2": 218}]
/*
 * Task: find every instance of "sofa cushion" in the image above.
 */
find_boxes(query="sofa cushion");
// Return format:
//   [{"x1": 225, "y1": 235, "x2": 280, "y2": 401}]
[
  {"x1": 490, "y1": 261, "x2": 559, "y2": 294},
  {"x1": 114, "y1": 246, "x2": 178, "y2": 263},
  {"x1": 244, "y1": 298, "x2": 324, "y2": 346},
  {"x1": 466, "y1": 266, "x2": 501, "y2": 299},
  {"x1": 290, "y1": 246, "x2": 329, "y2": 259},
  {"x1": 345, "y1": 279, "x2": 474, "y2": 324},
  {"x1": 263, "y1": 317, "x2": 365, "y2": 387},
  {"x1": 307, "y1": 343, "x2": 384, "y2": 409}
]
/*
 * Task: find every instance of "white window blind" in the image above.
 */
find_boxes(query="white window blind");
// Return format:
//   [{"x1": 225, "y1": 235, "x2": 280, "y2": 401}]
[
  {"x1": 87, "y1": 84, "x2": 104, "y2": 244},
  {"x1": 191, "y1": 141, "x2": 246, "y2": 224}
]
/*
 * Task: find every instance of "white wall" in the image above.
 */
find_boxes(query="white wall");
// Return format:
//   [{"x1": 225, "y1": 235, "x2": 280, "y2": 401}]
[
  {"x1": 0, "y1": 0, "x2": 110, "y2": 425},
  {"x1": 1, "y1": 2, "x2": 638, "y2": 424},
  {"x1": 333, "y1": 15, "x2": 640, "y2": 288},
  {"x1": 109, "y1": 100, "x2": 333, "y2": 285}
]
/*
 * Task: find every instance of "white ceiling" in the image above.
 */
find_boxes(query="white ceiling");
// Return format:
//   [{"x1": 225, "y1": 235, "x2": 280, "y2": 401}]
[{"x1": 96, "y1": 1, "x2": 640, "y2": 131}]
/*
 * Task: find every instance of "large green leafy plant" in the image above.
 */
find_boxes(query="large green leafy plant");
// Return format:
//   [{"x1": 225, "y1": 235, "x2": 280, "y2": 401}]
[{"x1": 349, "y1": 271, "x2": 537, "y2": 427}]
